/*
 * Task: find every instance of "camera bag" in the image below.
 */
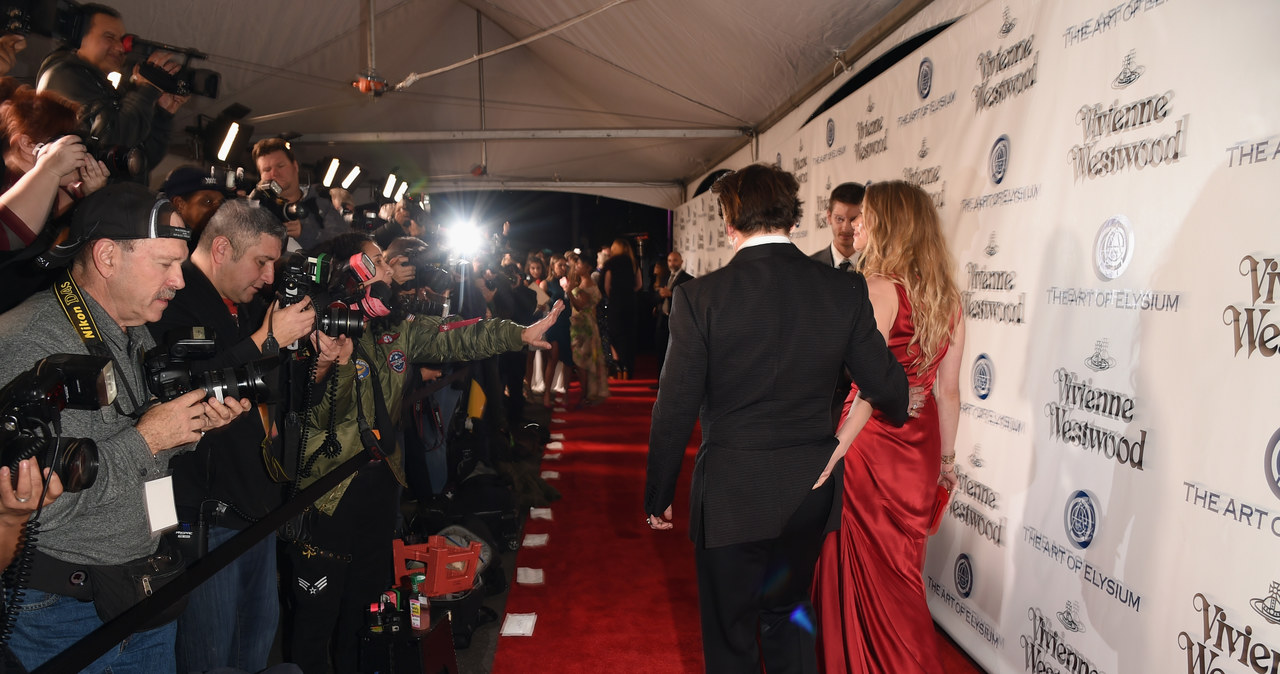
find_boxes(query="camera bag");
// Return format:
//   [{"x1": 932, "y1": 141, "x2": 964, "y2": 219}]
[{"x1": 25, "y1": 535, "x2": 188, "y2": 631}]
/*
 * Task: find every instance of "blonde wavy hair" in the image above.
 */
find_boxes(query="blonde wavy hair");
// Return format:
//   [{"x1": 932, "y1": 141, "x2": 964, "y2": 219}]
[{"x1": 858, "y1": 180, "x2": 960, "y2": 374}]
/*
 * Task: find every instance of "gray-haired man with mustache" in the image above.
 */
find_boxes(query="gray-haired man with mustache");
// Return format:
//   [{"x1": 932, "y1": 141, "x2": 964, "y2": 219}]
[{"x1": 0, "y1": 183, "x2": 250, "y2": 671}]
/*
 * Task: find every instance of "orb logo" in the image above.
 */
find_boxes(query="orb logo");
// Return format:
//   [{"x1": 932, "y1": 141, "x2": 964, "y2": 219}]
[
  {"x1": 917, "y1": 58, "x2": 934, "y2": 100},
  {"x1": 1064, "y1": 490, "x2": 1099, "y2": 550},
  {"x1": 954, "y1": 554, "x2": 974, "y2": 598},
  {"x1": 971, "y1": 353, "x2": 994, "y2": 400},
  {"x1": 989, "y1": 135, "x2": 1011, "y2": 185},
  {"x1": 1265, "y1": 427, "x2": 1280, "y2": 502},
  {"x1": 1093, "y1": 215, "x2": 1135, "y2": 281}
]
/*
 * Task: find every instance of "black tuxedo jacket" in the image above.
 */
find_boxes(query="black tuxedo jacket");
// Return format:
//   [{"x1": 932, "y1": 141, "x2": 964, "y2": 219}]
[
  {"x1": 809, "y1": 245, "x2": 861, "y2": 270},
  {"x1": 645, "y1": 241, "x2": 908, "y2": 548},
  {"x1": 808, "y1": 245, "x2": 836, "y2": 267}
]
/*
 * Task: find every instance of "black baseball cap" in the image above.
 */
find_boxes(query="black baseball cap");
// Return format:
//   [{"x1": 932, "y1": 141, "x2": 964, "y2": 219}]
[
  {"x1": 160, "y1": 166, "x2": 228, "y2": 199},
  {"x1": 37, "y1": 183, "x2": 191, "y2": 267}
]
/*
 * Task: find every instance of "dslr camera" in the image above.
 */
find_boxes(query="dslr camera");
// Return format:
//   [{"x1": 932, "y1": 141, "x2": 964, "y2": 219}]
[
  {"x1": 278, "y1": 250, "x2": 399, "y2": 340},
  {"x1": 253, "y1": 181, "x2": 310, "y2": 224},
  {"x1": 0, "y1": 354, "x2": 115, "y2": 493},
  {"x1": 36, "y1": 130, "x2": 147, "y2": 180},
  {"x1": 143, "y1": 327, "x2": 272, "y2": 403}
]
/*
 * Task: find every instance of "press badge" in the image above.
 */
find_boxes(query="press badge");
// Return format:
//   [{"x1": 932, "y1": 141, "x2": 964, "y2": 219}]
[{"x1": 144, "y1": 475, "x2": 179, "y2": 534}]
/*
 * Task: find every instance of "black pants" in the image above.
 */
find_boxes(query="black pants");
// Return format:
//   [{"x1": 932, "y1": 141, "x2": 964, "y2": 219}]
[
  {"x1": 283, "y1": 462, "x2": 399, "y2": 674},
  {"x1": 694, "y1": 479, "x2": 835, "y2": 674}
]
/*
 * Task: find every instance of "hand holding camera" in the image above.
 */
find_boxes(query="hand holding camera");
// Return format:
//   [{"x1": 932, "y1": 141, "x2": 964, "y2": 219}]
[
  {"x1": 136, "y1": 388, "x2": 251, "y2": 453},
  {"x1": 259, "y1": 295, "x2": 317, "y2": 353},
  {"x1": 133, "y1": 51, "x2": 180, "y2": 92},
  {"x1": 0, "y1": 457, "x2": 63, "y2": 521},
  {"x1": 33, "y1": 134, "x2": 87, "y2": 180}
]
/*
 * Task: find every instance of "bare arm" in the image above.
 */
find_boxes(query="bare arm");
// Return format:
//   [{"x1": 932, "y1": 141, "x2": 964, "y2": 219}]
[
  {"x1": 935, "y1": 311, "x2": 965, "y2": 490},
  {"x1": 0, "y1": 136, "x2": 87, "y2": 239},
  {"x1": 813, "y1": 396, "x2": 872, "y2": 488}
]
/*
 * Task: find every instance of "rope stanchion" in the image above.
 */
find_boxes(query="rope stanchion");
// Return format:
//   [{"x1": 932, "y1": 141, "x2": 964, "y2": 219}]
[{"x1": 32, "y1": 450, "x2": 373, "y2": 674}]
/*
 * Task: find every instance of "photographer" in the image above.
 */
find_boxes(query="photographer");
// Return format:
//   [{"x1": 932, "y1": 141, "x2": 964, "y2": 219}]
[
  {"x1": 159, "y1": 164, "x2": 228, "y2": 250},
  {"x1": 252, "y1": 137, "x2": 348, "y2": 251},
  {"x1": 371, "y1": 196, "x2": 426, "y2": 250},
  {"x1": 36, "y1": 3, "x2": 186, "y2": 183},
  {"x1": 0, "y1": 81, "x2": 111, "y2": 314},
  {"x1": 146, "y1": 198, "x2": 314, "y2": 672},
  {"x1": 281, "y1": 232, "x2": 561, "y2": 674},
  {"x1": 0, "y1": 81, "x2": 108, "y2": 251},
  {"x1": 0, "y1": 183, "x2": 249, "y2": 672}
]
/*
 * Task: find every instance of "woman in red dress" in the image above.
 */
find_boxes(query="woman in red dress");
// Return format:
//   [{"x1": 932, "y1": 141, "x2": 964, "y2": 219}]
[{"x1": 812, "y1": 180, "x2": 966, "y2": 673}]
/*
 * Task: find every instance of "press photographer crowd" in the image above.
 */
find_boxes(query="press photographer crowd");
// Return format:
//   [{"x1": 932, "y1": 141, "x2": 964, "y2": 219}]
[{"x1": 0, "y1": 2, "x2": 647, "y2": 672}]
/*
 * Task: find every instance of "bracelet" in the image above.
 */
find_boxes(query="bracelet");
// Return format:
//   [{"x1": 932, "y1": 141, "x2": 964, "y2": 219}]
[{"x1": 940, "y1": 454, "x2": 956, "y2": 465}]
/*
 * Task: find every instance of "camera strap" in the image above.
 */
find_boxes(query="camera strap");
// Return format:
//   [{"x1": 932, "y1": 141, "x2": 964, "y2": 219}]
[
  {"x1": 352, "y1": 341, "x2": 396, "y2": 463},
  {"x1": 52, "y1": 271, "x2": 146, "y2": 418}
]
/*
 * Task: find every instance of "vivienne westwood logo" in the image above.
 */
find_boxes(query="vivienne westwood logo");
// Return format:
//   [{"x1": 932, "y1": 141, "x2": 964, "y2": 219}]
[
  {"x1": 798, "y1": 137, "x2": 804, "y2": 153},
  {"x1": 918, "y1": 137, "x2": 930, "y2": 159},
  {"x1": 984, "y1": 232, "x2": 999, "y2": 257},
  {"x1": 1112, "y1": 50, "x2": 1144, "y2": 89},
  {"x1": 867, "y1": 98, "x2": 875, "y2": 114},
  {"x1": 968, "y1": 444, "x2": 985, "y2": 468},
  {"x1": 825, "y1": 176, "x2": 832, "y2": 191},
  {"x1": 1084, "y1": 339, "x2": 1117, "y2": 371},
  {"x1": 1253, "y1": 581, "x2": 1280, "y2": 625},
  {"x1": 999, "y1": 7, "x2": 1017, "y2": 37},
  {"x1": 1057, "y1": 600, "x2": 1085, "y2": 633}
]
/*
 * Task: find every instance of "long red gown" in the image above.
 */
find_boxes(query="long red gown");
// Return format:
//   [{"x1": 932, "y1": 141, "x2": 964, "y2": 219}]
[{"x1": 812, "y1": 283, "x2": 947, "y2": 673}]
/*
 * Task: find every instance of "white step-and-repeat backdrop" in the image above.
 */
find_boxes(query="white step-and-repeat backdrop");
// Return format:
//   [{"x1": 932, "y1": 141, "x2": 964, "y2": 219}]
[{"x1": 673, "y1": 0, "x2": 1279, "y2": 671}]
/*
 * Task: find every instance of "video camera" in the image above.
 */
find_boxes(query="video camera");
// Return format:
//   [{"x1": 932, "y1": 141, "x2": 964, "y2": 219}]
[
  {"x1": 252, "y1": 180, "x2": 310, "y2": 225},
  {"x1": 0, "y1": 354, "x2": 115, "y2": 493},
  {"x1": 143, "y1": 327, "x2": 273, "y2": 403},
  {"x1": 122, "y1": 33, "x2": 220, "y2": 99}
]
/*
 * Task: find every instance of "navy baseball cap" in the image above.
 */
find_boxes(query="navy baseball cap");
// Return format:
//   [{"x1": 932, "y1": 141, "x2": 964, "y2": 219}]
[{"x1": 160, "y1": 166, "x2": 229, "y2": 199}]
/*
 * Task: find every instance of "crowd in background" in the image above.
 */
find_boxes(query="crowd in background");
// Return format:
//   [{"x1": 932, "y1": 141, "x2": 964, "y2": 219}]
[{"x1": 0, "y1": 4, "x2": 675, "y2": 672}]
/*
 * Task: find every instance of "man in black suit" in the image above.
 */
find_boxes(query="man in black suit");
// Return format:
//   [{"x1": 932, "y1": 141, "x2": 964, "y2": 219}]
[
  {"x1": 645, "y1": 164, "x2": 911, "y2": 673},
  {"x1": 652, "y1": 250, "x2": 694, "y2": 387},
  {"x1": 808, "y1": 181, "x2": 866, "y2": 271}
]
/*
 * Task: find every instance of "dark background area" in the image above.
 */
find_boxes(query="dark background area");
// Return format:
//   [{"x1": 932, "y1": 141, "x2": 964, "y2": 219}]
[{"x1": 425, "y1": 190, "x2": 672, "y2": 266}]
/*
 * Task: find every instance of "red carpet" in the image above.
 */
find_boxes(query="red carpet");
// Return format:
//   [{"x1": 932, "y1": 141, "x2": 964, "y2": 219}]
[{"x1": 492, "y1": 363, "x2": 984, "y2": 673}]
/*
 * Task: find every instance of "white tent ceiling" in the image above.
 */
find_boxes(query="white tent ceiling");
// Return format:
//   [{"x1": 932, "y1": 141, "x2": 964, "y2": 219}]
[{"x1": 36, "y1": 0, "x2": 926, "y2": 208}]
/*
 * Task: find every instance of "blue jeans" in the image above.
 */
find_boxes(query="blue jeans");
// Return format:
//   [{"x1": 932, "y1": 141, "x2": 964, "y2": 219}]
[
  {"x1": 175, "y1": 525, "x2": 280, "y2": 673},
  {"x1": 9, "y1": 588, "x2": 176, "y2": 673}
]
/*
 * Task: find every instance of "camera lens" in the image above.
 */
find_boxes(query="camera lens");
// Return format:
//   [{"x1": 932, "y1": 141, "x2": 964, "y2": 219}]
[
  {"x1": 197, "y1": 363, "x2": 272, "y2": 404},
  {"x1": 53, "y1": 437, "x2": 99, "y2": 492},
  {"x1": 317, "y1": 306, "x2": 364, "y2": 339},
  {"x1": 6, "y1": 435, "x2": 100, "y2": 493}
]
